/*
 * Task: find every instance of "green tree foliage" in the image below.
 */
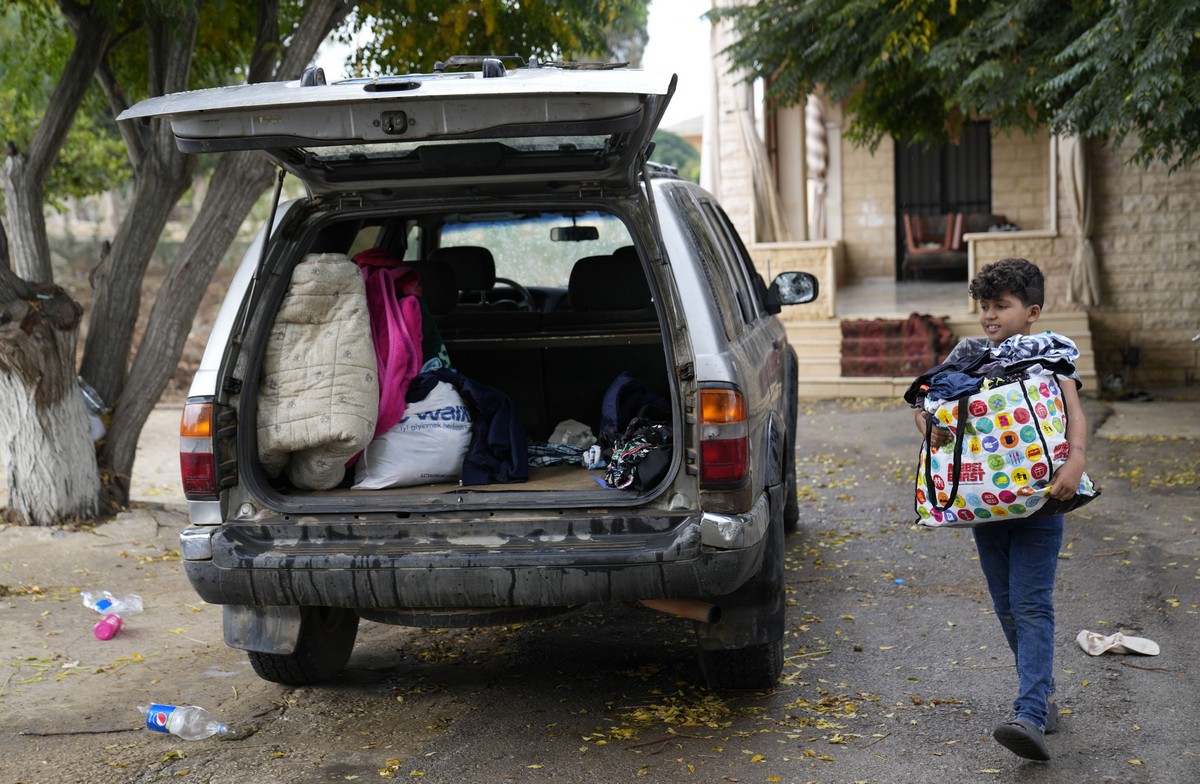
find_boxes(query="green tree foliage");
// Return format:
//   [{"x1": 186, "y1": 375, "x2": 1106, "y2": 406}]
[
  {"x1": 0, "y1": 5, "x2": 126, "y2": 207},
  {"x1": 339, "y1": 0, "x2": 650, "y2": 75},
  {"x1": 712, "y1": 0, "x2": 1200, "y2": 170},
  {"x1": 652, "y1": 129, "x2": 700, "y2": 183}
]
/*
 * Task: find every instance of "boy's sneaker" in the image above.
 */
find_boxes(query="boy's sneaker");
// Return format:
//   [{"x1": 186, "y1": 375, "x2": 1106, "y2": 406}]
[{"x1": 993, "y1": 717, "x2": 1051, "y2": 761}]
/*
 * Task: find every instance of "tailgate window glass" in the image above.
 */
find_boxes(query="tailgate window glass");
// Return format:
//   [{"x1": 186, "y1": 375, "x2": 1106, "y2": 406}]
[{"x1": 440, "y1": 212, "x2": 630, "y2": 287}]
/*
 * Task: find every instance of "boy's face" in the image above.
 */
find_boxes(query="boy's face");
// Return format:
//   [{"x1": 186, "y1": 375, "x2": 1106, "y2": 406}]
[{"x1": 978, "y1": 291, "x2": 1041, "y2": 345}]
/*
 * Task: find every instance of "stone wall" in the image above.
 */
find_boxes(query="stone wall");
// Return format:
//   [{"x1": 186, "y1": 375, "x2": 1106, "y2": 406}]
[
  {"x1": 991, "y1": 128, "x2": 1051, "y2": 233},
  {"x1": 1089, "y1": 140, "x2": 1200, "y2": 387},
  {"x1": 839, "y1": 139, "x2": 896, "y2": 280}
]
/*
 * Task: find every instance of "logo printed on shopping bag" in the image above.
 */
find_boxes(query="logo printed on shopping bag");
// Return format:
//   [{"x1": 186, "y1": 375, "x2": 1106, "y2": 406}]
[{"x1": 951, "y1": 462, "x2": 986, "y2": 484}]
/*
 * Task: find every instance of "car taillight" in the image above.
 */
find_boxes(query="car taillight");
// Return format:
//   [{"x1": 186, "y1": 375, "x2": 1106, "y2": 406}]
[
  {"x1": 180, "y1": 400, "x2": 218, "y2": 499},
  {"x1": 698, "y1": 388, "x2": 749, "y2": 488}
]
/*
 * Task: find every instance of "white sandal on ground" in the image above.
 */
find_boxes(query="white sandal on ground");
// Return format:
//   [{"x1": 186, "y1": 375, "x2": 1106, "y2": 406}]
[{"x1": 1076, "y1": 629, "x2": 1160, "y2": 656}]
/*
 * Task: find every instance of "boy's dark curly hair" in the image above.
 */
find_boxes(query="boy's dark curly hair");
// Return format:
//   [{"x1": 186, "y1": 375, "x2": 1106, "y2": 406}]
[{"x1": 969, "y1": 258, "x2": 1045, "y2": 307}]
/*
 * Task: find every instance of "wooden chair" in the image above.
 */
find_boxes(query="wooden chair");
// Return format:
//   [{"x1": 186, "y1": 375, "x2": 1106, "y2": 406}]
[
  {"x1": 902, "y1": 213, "x2": 957, "y2": 255},
  {"x1": 901, "y1": 213, "x2": 967, "y2": 280}
]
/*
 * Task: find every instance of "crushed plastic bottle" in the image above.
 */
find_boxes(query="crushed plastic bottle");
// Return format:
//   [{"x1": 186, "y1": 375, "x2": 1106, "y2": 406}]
[
  {"x1": 80, "y1": 591, "x2": 144, "y2": 616},
  {"x1": 139, "y1": 704, "x2": 229, "y2": 740},
  {"x1": 81, "y1": 591, "x2": 143, "y2": 640}
]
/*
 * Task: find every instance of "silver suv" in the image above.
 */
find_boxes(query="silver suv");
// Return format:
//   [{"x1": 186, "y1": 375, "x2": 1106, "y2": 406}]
[{"x1": 123, "y1": 58, "x2": 817, "y2": 690}]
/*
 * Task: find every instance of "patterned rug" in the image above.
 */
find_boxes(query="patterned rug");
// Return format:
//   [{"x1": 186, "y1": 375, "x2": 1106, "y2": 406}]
[{"x1": 840, "y1": 313, "x2": 956, "y2": 377}]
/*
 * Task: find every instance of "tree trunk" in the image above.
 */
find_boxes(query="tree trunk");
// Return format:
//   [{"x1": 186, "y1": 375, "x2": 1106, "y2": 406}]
[
  {"x1": 96, "y1": 0, "x2": 352, "y2": 505},
  {"x1": 78, "y1": 142, "x2": 196, "y2": 407},
  {"x1": 1, "y1": 1, "x2": 111, "y2": 284},
  {"x1": 79, "y1": 9, "x2": 199, "y2": 411},
  {"x1": 101, "y1": 151, "x2": 274, "y2": 503},
  {"x1": 0, "y1": 268, "x2": 99, "y2": 524},
  {"x1": 0, "y1": 2, "x2": 111, "y2": 524}
]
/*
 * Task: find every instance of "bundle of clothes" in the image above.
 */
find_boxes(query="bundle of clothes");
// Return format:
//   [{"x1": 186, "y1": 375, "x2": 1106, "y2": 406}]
[
  {"x1": 526, "y1": 370, "x2": 673, "y2": 490},
  {"x1": 258, "y1": 248, "x2": 527, "y2": 491}
]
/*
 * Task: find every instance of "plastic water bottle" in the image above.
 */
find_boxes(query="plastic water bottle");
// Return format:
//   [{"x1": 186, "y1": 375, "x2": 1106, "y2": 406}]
[
  {"x1": 81, "y1": 591, "x2": 143, "y2": 640},
  {"x1": 93, "y1": 614, "x2": 124, "y2": 640},
  {"x1": 80, "y1": 591, "x2": 144, "y2": 616},
  {"x1": 139, "y1": 704, "x2": 229, "y2": 740}
]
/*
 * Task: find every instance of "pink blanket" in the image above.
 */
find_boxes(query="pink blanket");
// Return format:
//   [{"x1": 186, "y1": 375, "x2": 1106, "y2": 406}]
[{"x1": 354, "y1": 248, "x2": 424, "y2": 438}]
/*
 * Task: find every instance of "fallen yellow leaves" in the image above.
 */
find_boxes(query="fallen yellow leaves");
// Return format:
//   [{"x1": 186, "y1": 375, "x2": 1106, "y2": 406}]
[{"x1": 619, "y1": 692, "x2": 733, "y2": 729}]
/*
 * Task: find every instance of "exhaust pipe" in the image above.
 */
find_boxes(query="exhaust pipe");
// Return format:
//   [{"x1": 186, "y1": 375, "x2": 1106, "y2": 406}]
[{"x1": 635, "y1": 599, "x2": 721, "y2": 624}]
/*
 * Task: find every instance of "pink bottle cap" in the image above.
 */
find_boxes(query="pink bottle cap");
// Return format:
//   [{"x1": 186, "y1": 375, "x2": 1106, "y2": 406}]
[{"x1": 93, "y1": 614, "x2": 123, "y2": 640}]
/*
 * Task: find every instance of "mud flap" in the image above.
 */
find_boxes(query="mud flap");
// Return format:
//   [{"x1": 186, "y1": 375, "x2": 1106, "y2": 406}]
[
  {"x1": 223, "y1": 604, "x2": 302, "y2": 654},
  {"x1": 693, "y1": 484, "x2": 786, "y2": 651}
]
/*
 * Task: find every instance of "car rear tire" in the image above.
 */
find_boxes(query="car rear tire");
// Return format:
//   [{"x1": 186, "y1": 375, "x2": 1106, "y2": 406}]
[
  {"x1": 246, "y1": 606, "x2": 359, "y2": 685},
  {"x1": 783, "y1": 436, "x2": 800, "y2": 533}
]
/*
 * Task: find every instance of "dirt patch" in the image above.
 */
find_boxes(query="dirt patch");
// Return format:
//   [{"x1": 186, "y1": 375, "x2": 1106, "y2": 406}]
[{"x1": 0, "y1": 509, "x2": 452, "y2": 784}]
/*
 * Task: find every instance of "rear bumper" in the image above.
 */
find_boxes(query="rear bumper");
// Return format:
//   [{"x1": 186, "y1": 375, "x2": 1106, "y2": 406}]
[{"x1": 180, "y1": 496, "x2": 771, "y2": 609}]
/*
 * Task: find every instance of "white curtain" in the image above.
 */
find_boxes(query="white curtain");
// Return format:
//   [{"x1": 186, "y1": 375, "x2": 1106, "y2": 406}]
[
  {"x1": 706, "y1": 0, "x2": 791, "y2": 243},
  {"x1": 805, "y1": 95, "x2": 827, "y2": 240},
  {"x1": 1061, "y1": 135, "x2": 1100, "y2": 307},
  {"x1": 735, "y1": 83, "x2": 792, "y2": 242}
]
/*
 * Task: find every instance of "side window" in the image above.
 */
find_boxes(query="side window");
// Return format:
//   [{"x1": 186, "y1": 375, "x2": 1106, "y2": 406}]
[
  {"x1": 669, "y1": 188, "x2": 744, "y2": 341},
  {"x1": 702, "y1": 201, "x2": 768, "y2": 323}
]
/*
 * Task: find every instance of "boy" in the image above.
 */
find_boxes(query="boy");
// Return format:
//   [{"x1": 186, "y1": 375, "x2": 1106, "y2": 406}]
[{"x1": 912, "y1": 258, "x2": 1087, "y2": 762}]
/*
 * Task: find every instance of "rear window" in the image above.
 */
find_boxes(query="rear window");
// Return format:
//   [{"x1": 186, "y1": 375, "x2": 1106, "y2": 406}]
[{"x1": 440, "y1": 211, "x2": 631, "y2": 287}]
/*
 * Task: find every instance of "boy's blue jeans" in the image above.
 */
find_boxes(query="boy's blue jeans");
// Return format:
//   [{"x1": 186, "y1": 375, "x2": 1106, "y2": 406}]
[{"x1": 972, "y1": 513, "x2": 1064, "y2": 732}]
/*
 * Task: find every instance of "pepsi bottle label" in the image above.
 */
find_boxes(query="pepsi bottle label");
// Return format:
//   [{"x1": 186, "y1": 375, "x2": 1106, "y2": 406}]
[{"x1": 145, "y1": 704, "x2": 175, "y2": 732}]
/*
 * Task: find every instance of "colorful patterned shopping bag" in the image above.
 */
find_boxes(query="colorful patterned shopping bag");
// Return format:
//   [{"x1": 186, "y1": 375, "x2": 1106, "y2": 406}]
[{"x1": 914, "y1": 372, "x2": 1098, "y2": 527}]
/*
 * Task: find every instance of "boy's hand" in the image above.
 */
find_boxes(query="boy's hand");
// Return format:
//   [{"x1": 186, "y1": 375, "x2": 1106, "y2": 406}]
[
  {"x1": 914, "y1": 409, "x2": 952, "y2": 449},
  {"x1": 1049, "y1": 451, "x2": 1085, "y2": 500}
]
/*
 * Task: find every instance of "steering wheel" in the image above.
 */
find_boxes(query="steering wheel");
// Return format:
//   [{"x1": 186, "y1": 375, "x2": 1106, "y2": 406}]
[{"x1": 494, "y1": 277, "x2": 537, "y2": 312}]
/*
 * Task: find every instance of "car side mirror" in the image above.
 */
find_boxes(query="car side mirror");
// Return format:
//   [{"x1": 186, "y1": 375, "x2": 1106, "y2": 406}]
[{"x1": 766, "y1": 271, "x2": 819, "y2": 313}]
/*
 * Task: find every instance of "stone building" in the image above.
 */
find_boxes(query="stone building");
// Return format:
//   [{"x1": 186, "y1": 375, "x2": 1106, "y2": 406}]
[{"x1": 702, "y1": 10, "x2": 1200, "y2": 398}]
